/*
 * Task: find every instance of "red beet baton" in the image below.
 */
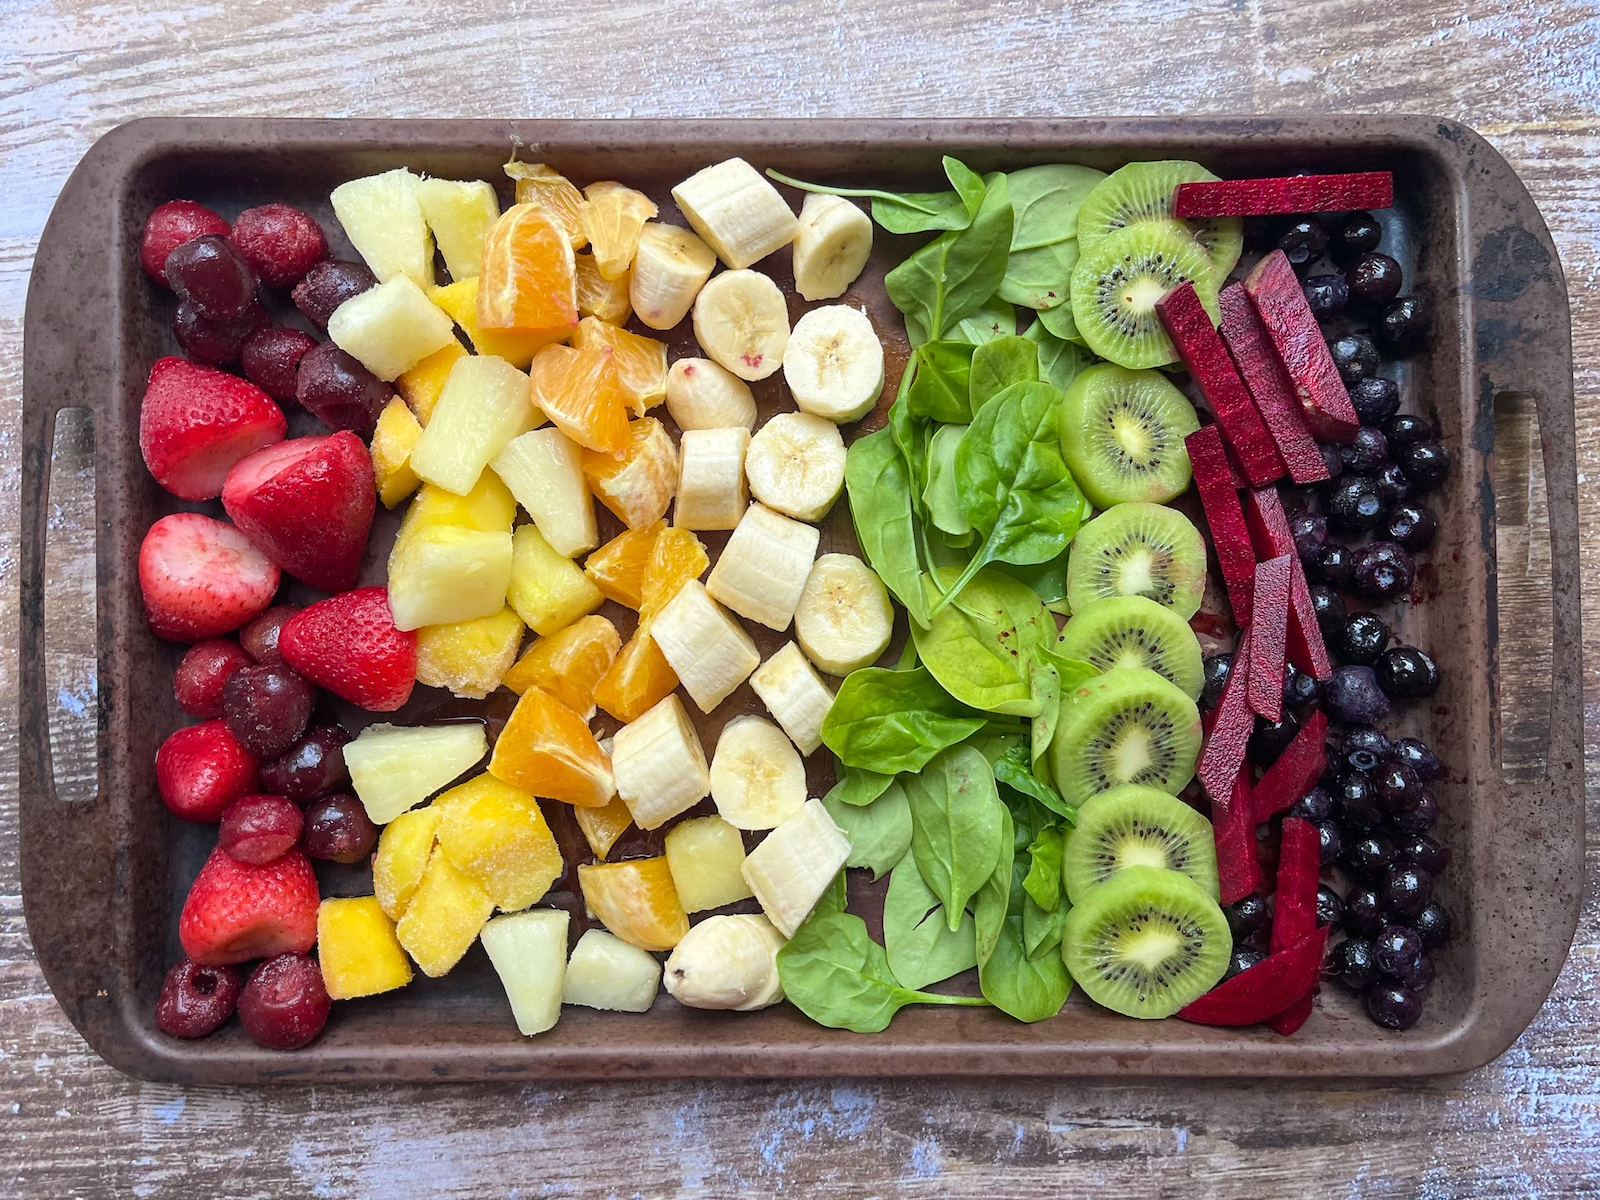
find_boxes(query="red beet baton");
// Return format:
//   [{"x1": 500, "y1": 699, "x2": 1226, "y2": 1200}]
[{"x1": 1173, "y1": 172, "x2": 1394, "y2": 218}]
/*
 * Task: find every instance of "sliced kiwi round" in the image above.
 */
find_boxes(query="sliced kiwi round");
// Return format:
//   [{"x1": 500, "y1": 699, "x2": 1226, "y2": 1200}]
[
  {"x1": 1048, "y1": 666, "x2": 1203, "y2": 808},
  {"x1": 1070, "y1": 221, "x2": 1221, "y2": 369},
  {"x1": 1074, "y1": 159, "x2": 1244, "y2": 280},
  {"x1": 1061, "y1": 865, "x2": 1230, "y2": 1019},
  {"x1": 1062, "y1": 784, "x2": 1220, "y2": 904},
  {"x1": 1065, "y1": 502, "x2": 1207, "y2": 618},
  {"x1": 1056, "y1": 595, "x2": 1205, "y2": 700},
  {"x1": 1060, "y1": 363, "x2": 1200, "y2": 507}
]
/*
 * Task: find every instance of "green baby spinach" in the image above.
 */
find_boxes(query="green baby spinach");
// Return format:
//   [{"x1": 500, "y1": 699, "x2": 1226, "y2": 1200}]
[
  {"x1": 921, "y1": 424, "x2": 973, "y2": 542},
  {"x1": 822, "y1": 667, "x2": 988, "y2": 774},
  {"x1": 1036, "y1": 295, "x2": 1081, "y2": 341},
  {"x1": 824, "y1": 781, "x2": 912, "y2": 880},
  {"x1": 904, "y1": 745, "x2": 1006, "y2": 930},
  {"x1": 998, "y1": 239, "x2": 1080, "y2": 312},
  {"x1": 905, "y1": 341, "x2": 976, "y2": 423},
  {"x1": 973, "y1": 804, "x2": 1016, "y2": 965},
  {"x1": 969, "y1": 334, "x2": 1039, "y2": 411},
  {"x1": 845, "y1": 427, "x2": 928, "y2": 628},
  {"x1": 1022, "y1": 825, "x2": 1065, "y2": 914},
  {"x1": 824, "y1": 765, "x2": 897, "y2": 809},
  {"x1": 981, "y1": 911, "x2": 1073, "y2": 1020},
  {"x1": 1024, "y1": 318, "x2": 1095, "y2": 392},
  {"x1": 911, "y1": 567, "x2": 1056, "y2": 716},
  {"x1": 766, "y1": 156, "x2": 986, "y2": 235},
  {"x1": 950, "y1": 298, "x2": 1017, "y2": 345},
  {"x1": 888, "y1": 174, "x2": 1013, "y2": 347},
  {"x1": 882, "y1": 855, "x2": 979, "y2": 990}
]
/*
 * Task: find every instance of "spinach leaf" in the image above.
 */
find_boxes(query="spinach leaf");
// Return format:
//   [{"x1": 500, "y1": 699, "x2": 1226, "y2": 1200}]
[
  {"x1": 1006, "y1": 164, "x2": 1106, "y2": 250},
  {"x1": 905, "y1": 745, "x2": 1005, "y2": 931},
  {"x1": 983, "y1": 722, "x2": 1072, "y2": 820},
  {"x1": 973, "y1": 804, "x2": 1015, "y2": 964},
  {"x1": 981, "y1": 911, "x2": 1073, "y2": 1020},
  {"x1": 921, "y1": 425, "x2": 973, "y2": 541},
  {"x1": 823, "y1": 765, "x2": 896, "y2": 808},
  {"x1": 776, "y1": 910, "x2": 989, "y2": 1033},
  {"x1": 998, "y1": 239, "x2": 1079, "y2": 312},
  {"x1": 845, "y1": 427, "x2": 928, "y2": 627},
  {"x1": 824, "y1": 781, "x2": 912, "y2": 880},
  {"x1": 816, "y1": 868, "x2": 849, "y2": 917},
  {"x1": 1028, "y1": 660, "x2": 1063, "y2": 780},
  {"x1": 895, "y1": 638, "x2": 920, "y2": 671},
  {"x1": 822, "y1": 667, "x2": 988, "y2": 774},
  {"x1": 1023, "y1": 894, "x2": 1070, "y2": 959},
  {"x1": 911, "y1": 567, "x2": 1056, "y2": 716},
  {"x1": 887, "y1": 174, "x2": 1013, "y2": 347},
  {"x1": 1024, "y1": 319, "x2": 1095, "y2": 392},
  {"x1": 905, "y1": 341, "x2": 976, "y2": 423},
  {"x1": 969, "y1": 335, "x2": 1039, "y2": 411},
  {"x1": 950, "y1": 298, "x2": 1017, "y2": 345},
  {"x1": 882, "y1": 855, "x2": 979, "y2": 990},
  {"x1": 765, "y1": 157, "x2": 981, "y2": 236},
  {"x1": 1022, "y1": 825, "x2": 1065, "y2": 913},
  {"x1": 1036, "y1": 295, "x2": 1081, "y2": 341}
]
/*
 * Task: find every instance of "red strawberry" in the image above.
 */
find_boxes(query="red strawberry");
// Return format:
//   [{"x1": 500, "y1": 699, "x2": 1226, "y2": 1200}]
[
  {"x1": 140, "y1": 513, "x2": 281, "y2": 642},
  {"x1": 157, "y1": 720, "x2": 260, "y2": 822},
  {"x1": 141, "y1": 200, "x2": 230, "y2": 286},
  {"x1": 174, "y1": 639, "x2": 254, "y2": 718},
  {"x1": 179, "y1": 847, "x2": 319, "y2": 966},
  {"x1": 222, "y1": 433, "x2": 375, "y2": 593},
  {"x1": 139, "y1": 357, "x2": 287, "y2": 500},
  {"x1": 279, "y1": 588, "x2": 416, "y2": 712}
]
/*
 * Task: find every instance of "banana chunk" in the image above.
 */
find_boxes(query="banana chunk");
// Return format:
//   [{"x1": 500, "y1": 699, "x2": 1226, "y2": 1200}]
[
  {"x1": 706, "y1": 503, "x2": 820, "y2": 631},
  {"x1": 794, "y1": 553, "x2": 895, "y2": 676},
  {"x1": 664, "y1": 914, "x2": 786, "y2": 1011},
  {"x1": 692, "y1": 269, "x2": 789, "y2": 381},
  {"x1": 631, "y1": 222, "x2": 717, "y2": 331},
  {"x1": 675, "y1": 426, "x2": 749, "y2": 531},
  {"x1": 610, "y1": 693, "x2": 710, "y2": 830},
  {"x1": 745, "y1": 411, "x2": 846, "y2": 523},
  {"x1": 782, "y1": 305, "x2": 884, "y2": 424},
  {"x1": 666, "y1": 358, "x2": 757, "y2": 431},
  {"x1": 792, "y1": 194, "x2": 873, "y2": 301},
  {"x1": 650, "y1": 580, "x2": 761, "y2": 713},
  {"x1": 741, "y1": 798, "x2": 851, "y2": 938},
  {"x1": 672, "y1": 157, "x2": 799, "y2": 270},
  {"x1": 710, "y1": 715, "x2": 808, "y2": 830},
  {"x1": 748, "y1": 641, "x2": 836, "y2": 756}
]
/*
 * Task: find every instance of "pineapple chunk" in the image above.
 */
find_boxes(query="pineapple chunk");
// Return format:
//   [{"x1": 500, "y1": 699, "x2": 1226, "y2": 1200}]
[
  {"x1": 507, "y1": 524, "x2": 603, "y2": 636},
  {"x1": 398, "y1": 477, "x2": 518, "y2": 547},
  {"x1": 395, "y1": 341, "x2": 467, "y2": 425},
  {"x1": 345, "y1": 722, "x2": 487, "y2": 824},
  {"x1": 327, "y1": 276, "x2": 457, "y2": 381},
  {"x1": 574, "y1": 795, "x2": 633, "y2": 861},
  {"x1": 372, "y1": 399, "x2": 424, "y2": 509},
  {"x1": 373, "y1": 807, "x2": 440, "y2": 919},
  {"x1": 581, "y1": 417, "x2": 678, "y2": 530},
  {"x1": 415, "y1": 606, "x2": 524, "y2": 699},
  {"x1": 664, "y1": 815, "x2": 755, "y2": 913},
  {"x1": 610, "y1": 694, "x2": 710, "y2": 830},
  {"x1": 417, "y1": 177, "x2": 500, "y2": 282},
  {"x1": 387, "y1": 525, "x2": 512, "y2": 631},
  {"x1": 433, "y1": 774, "x2": 564, "y2": 911},
  {"x1": 396, "y1": 847, "x2": 496, "y2": 977},
  {"x1": 563, "y1": 929, "x2": 661, "y2": 1012},
  {"x1": 480, "y1": 909, "x2": 569, "y2": 1036},
  {"x1": 430, "y1": 277, "x2": 550, "y2": 370},
  {"x1": 330, "y1": 167, "x2": 435, "y2": 287},
  {"x1": 317, "y1": 897, "x2": 413, "y2": 1000},
  {"x1": 411, "y1": 355, "x2": 538, "y2": 497},
  {"x1": 492, "y1": 428, "x2": 598, "y2": 558}
]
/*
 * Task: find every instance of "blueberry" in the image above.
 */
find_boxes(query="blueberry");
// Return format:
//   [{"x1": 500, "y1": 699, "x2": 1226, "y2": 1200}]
[
  {"x1": 1389, "y1": 788, "x2": 1439, "y2": 834},
  {"x1": 1326, "y1": 475, "x2": 1387, "y2": 533},
  {"x1": 1316, "y1": 885, "x2": 1345, "y2": 928},
  {"x1": 1386, "y1": 503, "x2": 1437, "y2": 551},
  {"x1": 1225, "y1": 894, "x2": 1269, "y2": 940},
  {"x1": 1414, "y1": 902, "x2": 1453, "y2": 948},
  {"x1": 1289, "y1": 509, "x2": 1328, "y2": 564},
  {"x1": 1377, "y1": 646, "x2": 1440, "y2": 698},
  {"x1": 1382, "y1": 865, "x2": 1433, "y2": 920},
  {"x1": 1367, "y1": 983, "x2": 1424, "y2": 1030},
  {"x1": 1277, "y1": 218, "x2": 1330, "y2": 270},
  {"x1": 1288, "y1": 785, "x2": 1333, "y2": 822},
  {"x1": 1394, "y1": 833, "x2": 1451, "y2": 876},
  {"x1": 1317, "y1": 443, "x2": 1346, "y2": 483},
  {"x1": 1200, "y1": 653, "x2": 1233, "y2": 711},
  {"x1": 1339, "y1": 613, "x2": 1391, "y2": 665},
  {"x1": 1392, "y1": 737, "x2": 1443, "y2": 780},
  {"x1": 1384, "y1": 413, "x2": 1434, "y2": 448},
  {"x1": 1375, "y1": 296, "x2": 1429, "y2": 353},
  {"x1": 1324, "y1": 665, "x2": 1392, "y2": 725},
  {"x1": 1332, "y1": 211, "x2": 1383, "y2": 266},
  {"x1": 1344, "y1": 888, "x2": 1387, "y2": 938},
  {"x1": 1375, "y1": 462, "x2": 1413, "y2": 507},
  {"x1": 1317, "y1": 820, "x2": 1344, "y2": 865},
  {"x1": 1375, "y1": 758, "x2": 1423, "y2": 812},
  {"x1": 1336, "y1": 773, "x2": 1384, "y2": 831},
  {"x1": 1373, "y1": 924, "x2": 1423, "y2": 977},
  {"x1": 1328, "y1": 334, "x2": 1380, "y2": 385},
  {"x1": 1226, "y1": 946, "x2": 1267, "y2": 980},
  {"x1": 1312, "y1": 542, "x2": 1353, "y2": 588},
  {"x1": 1349, "y1": 541, "x2": 1416, "y2": 600},
  {"x1": 1343, "y1": 725, "x2": 1392, "y2": 760},
  {"x1": 1333, "y1": 937, "x2": 1378, "y2": 990},
  {"x1": 1348, "y1": 377, "x2": 1401, "y2": 425},
  {"x1": 1346, "y1": 253, "x2": 1404, "y2": 307},
  {"x1": 1302, "y1": 273, "x2": 1349, "y2": 318},
  {"x1": 1251, "y1": 715, "x2": 1301, "y2": 763},
  {"x1": 1340, "y1": 426, "x2": 1390, "y2": 474},
  {"x1": 1401, "y1": 953, "x2": 1436, "y2": 993},
  {"x1": 1283, "y1": 663, "x2": 1321, "y2": 709},
  {"x1": 1399, "y1": 440, "x2": 1451, "y2": 491},
  {"x1": 1309, "y1": 584, "x2": 1347, "y2": 639},
  {"x1": 1343, "y1": 833, "x2": 1397, "y2": 882}
]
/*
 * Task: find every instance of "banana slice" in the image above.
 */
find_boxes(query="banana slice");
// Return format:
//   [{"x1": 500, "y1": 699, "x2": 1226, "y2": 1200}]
[
  {"x1": 650, "y1": 580, "x2": 760, "y2": 713},
  {"x1": 749, "y1": 641, "x2": 835, "y2": 755},
  {"x1": 664, "y1": 914, "x2": 786, "y2": 1011},
  {"x1": 631, "y1": 223, "x2": 717, "y2": 331},
  {"x1": 743, "y1": 412, "x2": 846, "y2": 523},
  {"x1": 710, "y1": 715, "x2": 807, "y2": 830},
  {"x1": 675, "y1": 426, "x2": 749, "y2": 531},
  {"x1": 666, "y1": 358, "x2": 757, "y2": 431},
  {"x1": 705, "y1": 503, "x2": 819, "y2": 631},
  {"x1": 741, "y1": 798, "x2": 851, "y2": 937},
  {"x1": 782, "y1": 305, "x2": 884, "y2": 423},
  {"x1": 692, "y1": 269, "x2": 790, "y2": 381},
  {"x1": 610, "y1": 694, "x2": 710, "y2": 831},
  {"x1": 792, "y1": 194, "x2": 873, "y2": 301},
  {"x1": 672, "y1": 158, "x2": 799, "y2": 270},
  {"x1": 794, "y1": 553, "x2": 894, "y2": 676}
]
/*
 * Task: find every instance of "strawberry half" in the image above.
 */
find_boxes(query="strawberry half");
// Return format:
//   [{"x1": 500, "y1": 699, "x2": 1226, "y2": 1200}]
[
  {"x1": 139, "y1": 357, "x2": 287, "y2": 501},
  {"x1": 179, "y1": 847, "x2": 320, "y2": 967},
  {"x1": 140, "y1": 513, "x2": 281, "y2": 642},
  {"x1": 223, "y1": 433, "x2": 376, "y2": 592},
  {"x1": 279, "y1": 587, "x2": 416, "y2": 711},
  {"x1": 156, "y1": 719, "x2": 260, "y2": 822}
]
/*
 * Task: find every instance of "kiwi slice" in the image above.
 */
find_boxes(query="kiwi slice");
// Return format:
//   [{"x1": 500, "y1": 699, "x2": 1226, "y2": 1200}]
[
  {"x1": 1061, "y1": 865, "x2": 1230, "y2": 1019},
  {"x1": 1057, "y1": 595, "x2": 1205, "y2": 700},
  {"x1": 1070, "y1": 221, "x2": 1221, "y2": 369},
  {"x1": 1065, "y1": 502, "x2": 1207, "y2": 618},
  {"x1": 1062, "y1": 784, "x2": 1220, "y2": 904},
  {"x1": 1060, "y1": 363, "x2": 1200, "y2": 507},
  {"x1": 1074, "y1": 159, "x2": 1244, "y2": 280},
  {"x1": 1048, "y1": 666, "x2": 1202, "y2": 808}
]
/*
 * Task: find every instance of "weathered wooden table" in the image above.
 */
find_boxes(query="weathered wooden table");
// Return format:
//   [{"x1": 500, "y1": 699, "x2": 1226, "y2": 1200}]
[{"x1": 2, "y1": 1, "x2": 1595, "y2": 1194}]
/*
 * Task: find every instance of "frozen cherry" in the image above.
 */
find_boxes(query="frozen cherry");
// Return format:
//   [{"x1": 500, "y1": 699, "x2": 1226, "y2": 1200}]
[
  {"x1": 1378, "y1": 646, "x2": 1439, "y2": 699},
  {"x1": 1332, "y1": 211, "x2": 1383, "y2": 265},
  {"x1": 1374, "y1": 462, "x2": 1413, "y2": 507},
  {"x1": 292, "y1": 259, "x2": 376, "y2": 329},
  {"x1": 1392, "y1": 737, "x2": 1443, "y2": 780},
  {"x1": 1415, "y1": 902, "x2": 1453, "y2": 949},
  {"x1": 1328, "y1": 333, "x2": 1380, "y2": 385},
  {"x1": 1289, "y1": 509, "x2": 1328, "y2": 563},
  {"x1": 1332, "y1": 937, "x2": 1378, "y2": 990},
  {"x1": 1384, "y1": 413, "x2": 1434, "y2": 448},
  {"x1": 1283, "y1": 663, "x2": 1321, "y2": 709},
  {"x1": 1348, "y1": 377, "x2": 1400, "y2": 425},
  {"x1": 219, "y1": 793, "x2": 304, "y2": 865},
  {"x1": 1288, "y1": 785, "x2": 1333, "y2": 823},
  {"x1": 259, "y1": 724, "x2": 352, "y2": 803},
  {"x1": 1394, "y1": 833, "x2": 1451, "y2": 877},
  {"x1": 1316, "y1": 820, "x2": 1343, "y2": 865},
  {"x1": 1373, "y1": 924, "x2": 1422, "y2": 978},
  {"x1": 1398, "y1": 440, "x2": 1451, "y2": 491},
  {"x1": 1312, "y1": 542, "x2": 1353, "y2": 589},
  {"x1": 1390, "y1": 788, "x2": 1439, "y2": 835},
  {"x1": 1349, "y1": 541, "x2": 1415, "y2": 600},
  {"x1": 1382, "y1": 865, "x2": 1433, "y2": 919},
  {"x1": 1386, "y1": 503, "x2": 1436, "y2": 551},
  {"x1": 174, "y1": 639, "x2": 253, "y2": 719},
  {"x1": 1344, "y1": 888, "x2": 1386, "y2": 938},
  {"x1": 1346, "y1": 253, "x2": 1403, "y2": 306},
  {"x1": 1367, "y1": 983, "x2": 1423, "y2": 1030},
  {"x1": 1326, "y1": 475, "x2": 1386, "y2": 533},
  {"x1": 229, "y1": 204, "x2": 329, "y2": 288},
  {"x1": 165, "y1": 234, "x2": 257, "y2": 322},
  {"x1": 296, "y1": 343, "x2": 391, "y2": 437},
  {"x1": 238, "y1": 953, "x2": 331, "y2": 1051},
  {"x1": 239, "y1": 604, "x2": 300, "y2": 664},
  {"x1": 1276, "y1": 219, "x2": 1329, "y2": 270},
  {"x1": 1225, "y1": 946, "x2": 1266, "y2": 980},
  {"x1": 222, "y1": 662, "x2": 315, "y2": 759},
  {"x1": 303, "y1": 793, "x2": 378, "y2": 864},
  {"x1": 1339, "y1": 613, "x2": 1390, "y2": 665},
  {"x1": 1200, "y1": 653, "x2": 1233, "y2": 710},
  {"x1": 1375, "y1": 296, "x2": 1429, "y2": 353},
  {"x1": 1343, "y1": 833, "x2": 1396, "y2": 882},
  {"x1": 1325, "y1": 665, "x2": 1391, "y2": 726},
  {"x1": 173, "y1": 298, "x2": 269, "y2": 366},
  {"x1": 1225, "y1": 894, "x2": 1269, "y2": 940},
  {"x1": 142, "y1": 200, "x2": 230, "y2": 286},
  {"x1": 1339, "y1": 426, "x2": 1389, "y2": 474},
  {"x1": 240, "y1": 327, "x2": 317, "y2": 404},
  {"x1": 155, "y1": 959, "x2": 243, "y2": 1039},
  {"x1": 1315, "y1": 885, "x2": 1344, "y2": 928},
  {"x1": 1302, "y1": 273, "x2": 1349, "y2": 319}
]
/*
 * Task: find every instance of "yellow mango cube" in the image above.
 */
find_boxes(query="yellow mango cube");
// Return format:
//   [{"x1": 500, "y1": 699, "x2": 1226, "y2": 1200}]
[
  {"x1": 387, "y1": 524, "x2": 513, "y2": 632},
  {"x1": 664, "y1": 815, "x2": 754, "y2": 913},
  {"x1": 373, "y1": 807, "x2": 440, "y2": 919},
  {"x1": 433, "y1": 774, "x2": 564, "y2": 911},
  {"x1": 372, "y1": 398, "x2": 424, "y2": 509},
  {"x1": 395, "y1": 847, "x2": 496, "y2": 977},
  {"x1": 431, "y1": 277, "x2": 551, "y2": 370},
  {"x1": 395, "y1": 341, "x2": 467, "y2": 425},
  {"x1": 415, "y1": 606, "x2": 525, "y2": 700},
  {"x1": 508, "y1": 524, "x2": 603, "y2": 636},
  {"x1": 317, "y1": 896, "x2": 414, "y2": 1000}
]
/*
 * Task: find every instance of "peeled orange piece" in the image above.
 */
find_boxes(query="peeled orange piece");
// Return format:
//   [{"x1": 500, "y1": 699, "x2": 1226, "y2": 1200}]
[
  {"x1": 572, "y1": 317, "x2": 667, "y2": 415},
  {"x1": 574, "y1": 795, "x2": 633, "y2": 862},
  {"x1": 577, "y1": 856, "x2": 688, "y2": 951},
  {"x1": 526, "y1": 343, "x2": 630, "y2": 457},
  {"x1": 488, "y1": 685, "x2": 614, "y2": 807},
  {"x1": 581, "y1": 417, "x2": 678, "y2": 530},
  {"x1": 641, "y1": 526, "x2": 710, "y2": 621},
  {"x1": 503, "y1": 161, "x2": 587, "y2": 248},
  {"x1": 574, "y1": 254, "x2": 632, "y2": 325},
  {"x1": 593, "y1": 630, "x2": 679, "y2": 723},
  {"x1": 580, "y1": 182, "x2": 658, "y2": 281},
  {"x1": 477, "y1": 204, "x2": 579, "y2": 341},
  {"x1": 583, "y1": 522, "x2": 664, "y2": 610},
  {"x1": 502, "y1": 613, "x2": 621, "y2": 717}
]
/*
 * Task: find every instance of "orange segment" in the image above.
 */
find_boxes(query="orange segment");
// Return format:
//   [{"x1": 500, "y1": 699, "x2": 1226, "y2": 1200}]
[
  {"x1": 580, "y1": 182, "x2": 658, "y2": 281},
  {"x1": 488, "y1": 685, "x2": 614, "y2": 807},
  {"x1": 572, "y1": 317, "x2": 667, "y2": 415},
  {"x1": 593, "y1": 631, "x2": 679, "y2": 723},
  {"x1": 641, "y1": 526, "x2": 710, "y2": 620},
  {"x1": 574, "y1": 795, "x2": 633, "y2": 862},
  {"x1": 502, "y1": 614, "x2": 621, "y2": 717},
  {"x1": 577, "y1": 857, "x2": 688, "y2": 951},
  {"x1": 574, "y1": 254, "x2": 632, "y2": 325},
  {"x1": 477, "y1": 204, "x2": 579, "y2": 341},
  {"x1": 583, "y1": 522, "x2": 664, "y2": 610},
  {"x1": 526, "y1": 343, "x2": 630, "y2": 457},
  {"x1": 502, "y1": 161, "x2": 587, "y2": 248},
  {"x1": 581, "y1": 417, "x2": 678, "y2": 529}
]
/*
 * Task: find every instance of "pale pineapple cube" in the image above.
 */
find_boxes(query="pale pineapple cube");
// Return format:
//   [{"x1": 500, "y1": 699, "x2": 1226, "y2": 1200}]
[
  {"x1": 481, "y1": 909, "x2": 570, "y2": 1036},
  {"x1": 581, "y1": 417, "x2": 678, "y2": 530},
  {"x1": 417, "y1": 177, "x2": 500, "y2": 282},
  {"x1": 433, "y1": 773, "x2": 564, "y2": 911},
  {"x1": 373, "y1": 806, "x2": 440, "y2": 919},
  {"x1": 387, "y1": 525, "x2": 512, "y2": 631},
  {"x1": 664, "y1": 815, "x2": 754, "y2": 912},
  {"x1": 396, "y1": 847, "x2": 496, "y2": 977},
  {"x1": 610, "y1": 694, "x2": 710, "y2": 830},
  {"x1": 317, "y1": 897, "x2": 413, "y2": 999},
  {"x1": 398, "y1": 477, "x2": 518, "y2": 548},
  {"x1": 430, "y1": 277, "x2": 549, "y2": 369},
  {"x1": 492, "y1": 428, "x2": 598, "y2": 558},
  {"x1": 507, "y1": 524, "x2": 603, "y2": 636},
  {"x1": 330, "y1": 167, "x2": 435, "y2": 287},
  {"x1": 327, "y1": 276, "x2": 456, "y2": 381},
  {"x1": 395, "y1": 341, "x2": 467, "y2": 425},
  {"x1": 650, "y1": 581, "x2": 760, "y2": 712},
  {"x1": 415, "y1": 606, "x2": 524, "y2": 699},
  {"x1": 562, "y1": 929, "x2": 661, "y2": 1012},
  {"x1": 372, "y1": 399, "x2": 424, "y2": 509},
  {"x1": 345, "y1": 722, "x2": 488, "y2": 824},
  {"x1": 411, "y1": 356, "x2": 539, "y2": 496}
]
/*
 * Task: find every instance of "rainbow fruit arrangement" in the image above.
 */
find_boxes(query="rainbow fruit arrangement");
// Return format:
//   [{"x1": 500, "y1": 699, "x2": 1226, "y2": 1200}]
[{"x1": 137, "y1": 154, "x2": 1450, "y2": 1050}]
